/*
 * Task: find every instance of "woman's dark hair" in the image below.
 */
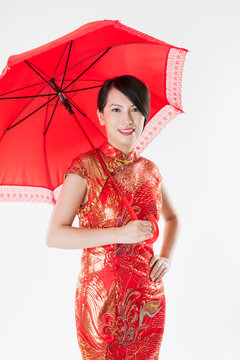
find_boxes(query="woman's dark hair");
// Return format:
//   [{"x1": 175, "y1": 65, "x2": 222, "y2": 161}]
[{"x1": 97, "y1": 75, "x2": 150, "y2": 129}]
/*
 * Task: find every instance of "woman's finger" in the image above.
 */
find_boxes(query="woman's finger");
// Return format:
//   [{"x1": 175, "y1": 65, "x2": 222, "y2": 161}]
[
  {"x1": 149, "y1": 255, "x2": 159, "y2": 267},
  {"x1": 151, "y1": 262, "x2": 166, "y2": 280},
  {"x1": 154, "y1": 267, "x2": 169, "y2": 282},
  {"x1": 151, "y1": 257, "x2": 171, "y2": 279}
]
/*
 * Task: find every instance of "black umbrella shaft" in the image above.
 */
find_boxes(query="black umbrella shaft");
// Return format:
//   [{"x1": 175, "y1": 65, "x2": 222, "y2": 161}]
[
  {"x1": 46, "y1": 80, "x2": 137, "y2": 220},
  {"x1": 49, "y1": 78, "x2": 73, "y2": 114}
]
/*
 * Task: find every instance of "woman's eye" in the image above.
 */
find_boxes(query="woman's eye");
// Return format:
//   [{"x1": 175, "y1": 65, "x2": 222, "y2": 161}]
[{"x1": 112, "y1": 107, "x2": 138, "y2": 112}]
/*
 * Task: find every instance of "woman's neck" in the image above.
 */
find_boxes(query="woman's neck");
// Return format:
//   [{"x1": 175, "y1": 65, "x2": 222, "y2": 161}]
[{"x1": 107, "y1": 140, "x2": 133, "y2": 156}]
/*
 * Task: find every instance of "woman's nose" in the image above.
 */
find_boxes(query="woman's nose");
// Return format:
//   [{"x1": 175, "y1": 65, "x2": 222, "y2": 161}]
[{"x1": 120, "y1": 115, "x2": 133, "y2": 126}]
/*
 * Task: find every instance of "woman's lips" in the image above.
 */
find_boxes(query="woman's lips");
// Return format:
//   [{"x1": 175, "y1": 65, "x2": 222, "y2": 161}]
[{"x1": 118, "y1": 129, "x2": 135, "y2": 136}]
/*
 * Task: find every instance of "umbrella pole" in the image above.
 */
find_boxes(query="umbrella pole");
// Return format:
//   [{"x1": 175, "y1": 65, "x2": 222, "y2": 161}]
[
  {"x1": 49, "y1": 77, "x2": 137, "y2": 220},
  {"x1": 56, "y1": 94, "x2": 158, "y2": 243}
]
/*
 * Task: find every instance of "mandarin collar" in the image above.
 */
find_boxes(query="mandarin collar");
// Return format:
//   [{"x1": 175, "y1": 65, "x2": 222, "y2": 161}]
[{"x1": 97, "y1": 141, "x2": 139, "y2": 172}]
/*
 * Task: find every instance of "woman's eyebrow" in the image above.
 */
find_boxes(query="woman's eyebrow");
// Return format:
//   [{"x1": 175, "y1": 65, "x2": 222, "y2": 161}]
[{"x1": 109, "y1": 104, "x2": 135, "y2": 107}]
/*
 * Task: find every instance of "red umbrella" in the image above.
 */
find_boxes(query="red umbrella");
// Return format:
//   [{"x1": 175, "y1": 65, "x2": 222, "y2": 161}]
[{"x1": 0, "y1": 19, "x2": 189, "y2": 243}]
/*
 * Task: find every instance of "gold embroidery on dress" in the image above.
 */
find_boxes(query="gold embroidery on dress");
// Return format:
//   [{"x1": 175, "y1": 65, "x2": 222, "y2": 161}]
[{"x1": 64, "y1": 141, "x2": 165, "y2": 359}]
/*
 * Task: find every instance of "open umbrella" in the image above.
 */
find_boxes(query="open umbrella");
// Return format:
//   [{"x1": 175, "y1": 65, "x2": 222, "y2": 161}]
[{"x1": 0, "y1": 19, "x2": 189, "y2": 243}]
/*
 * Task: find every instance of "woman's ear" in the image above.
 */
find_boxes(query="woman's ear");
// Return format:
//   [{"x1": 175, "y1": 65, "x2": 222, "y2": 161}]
[{"x1": 97, "y1": 109, "x2": 105, "y2": 126}]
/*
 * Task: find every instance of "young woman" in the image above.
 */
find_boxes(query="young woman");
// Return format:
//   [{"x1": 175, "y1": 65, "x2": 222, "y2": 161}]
[{"x1": 46, "y1": 75, "x2": 179, "y2": 359}]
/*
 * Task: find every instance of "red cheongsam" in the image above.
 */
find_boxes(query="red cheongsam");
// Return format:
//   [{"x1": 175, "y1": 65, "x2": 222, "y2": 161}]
[{"x1": 64, "y1": 140, "x2": 166, "y2": 360}]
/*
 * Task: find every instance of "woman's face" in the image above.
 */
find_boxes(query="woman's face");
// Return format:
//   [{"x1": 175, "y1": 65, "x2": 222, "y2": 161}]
[{"x1": 97, "y1": 87, "x2": 145, "y2": 154}]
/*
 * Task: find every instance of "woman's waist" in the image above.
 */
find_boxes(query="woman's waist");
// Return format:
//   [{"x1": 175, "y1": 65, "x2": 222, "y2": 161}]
[{"x1": 80, "y1": 243, "x2": 154, "y2": 274}]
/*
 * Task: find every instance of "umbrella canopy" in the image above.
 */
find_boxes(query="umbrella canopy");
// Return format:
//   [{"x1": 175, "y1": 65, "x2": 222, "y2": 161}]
[{"x1": 0, "y1": 19, "x2": 189, "y2": 206}]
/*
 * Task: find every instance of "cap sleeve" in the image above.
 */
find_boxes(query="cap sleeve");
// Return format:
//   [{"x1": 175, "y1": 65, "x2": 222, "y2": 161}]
[
  {"x1": 63, "y1": 155, "x2": 87, "y2": 182},
  {"x1": 149, "y1": 160, "x2": 162, "y2": 184},
  {"x1": 155, "y1": 165, "x2": 162, "y2": 183},
  {"x1": 62, "y1": 152, "x2": 108, "y2": 218}
]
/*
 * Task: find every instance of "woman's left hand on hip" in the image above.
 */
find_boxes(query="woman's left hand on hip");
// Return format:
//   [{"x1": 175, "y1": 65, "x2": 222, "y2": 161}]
[{"x1": 149, "y1": 255, "x2": 171, "y2": 282}]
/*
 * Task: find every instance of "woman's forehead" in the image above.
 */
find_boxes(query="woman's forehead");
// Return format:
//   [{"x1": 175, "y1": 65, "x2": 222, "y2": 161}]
[{"x1": 106, "y1": 87, "x2": 134, "y2": 106}]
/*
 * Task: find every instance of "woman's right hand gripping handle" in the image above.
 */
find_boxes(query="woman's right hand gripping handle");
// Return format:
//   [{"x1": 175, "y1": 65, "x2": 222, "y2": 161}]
[{"x1": 117, "y1": 220, "x2": 153, "y2": 244}]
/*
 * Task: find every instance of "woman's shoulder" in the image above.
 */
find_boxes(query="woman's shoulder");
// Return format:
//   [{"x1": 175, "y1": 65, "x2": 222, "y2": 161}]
[
  {"x1": 74, "y1": 149, "x2": 95, "y2": 163},
  {"x1": 71, "y1": 149, "x2": 106, "y2": 178},
  {"x1": 138, "y1": 156, "x2": 162, "y2": 182}
]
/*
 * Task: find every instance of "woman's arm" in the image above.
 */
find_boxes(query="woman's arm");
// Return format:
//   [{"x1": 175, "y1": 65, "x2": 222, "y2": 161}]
[
  {"x1": 159, "y1": 181, "x2": 180, "y2": 262},
  {"x1": 45, "y1": 173, "x2": 152, "y2": 249},
  {"x1": 149, "y1": 181, "x2": 180, "y2": 282},
  {"x1": 45, "y1": 173, "x2": 122, "y2": 249}
]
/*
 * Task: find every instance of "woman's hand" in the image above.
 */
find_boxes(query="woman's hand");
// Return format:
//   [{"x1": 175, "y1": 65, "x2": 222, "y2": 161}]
[
  {"x1": 118, "y1": 220, "x2": 153, "y2": 244},
  {"x1": 149, "y1": 255, "x2": 171, "y2": 282}
]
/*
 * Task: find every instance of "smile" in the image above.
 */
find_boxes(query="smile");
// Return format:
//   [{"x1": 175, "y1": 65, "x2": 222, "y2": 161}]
[{"x1": 118, "y1": 128, "x2": 135, "y2": 136}]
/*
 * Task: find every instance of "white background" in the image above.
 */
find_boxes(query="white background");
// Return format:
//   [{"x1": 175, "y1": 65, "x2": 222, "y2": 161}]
[{"x1": 0, "y1": 0, "x2": 239, "y2": 359}]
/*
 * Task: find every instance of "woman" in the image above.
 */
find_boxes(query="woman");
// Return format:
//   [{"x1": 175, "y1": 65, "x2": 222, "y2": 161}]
[{"x1": 46, "y1": 75, "x2": 179, "y2": 359}]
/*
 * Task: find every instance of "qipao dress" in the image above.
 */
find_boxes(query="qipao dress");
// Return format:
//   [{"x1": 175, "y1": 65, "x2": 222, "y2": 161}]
[{"x1": 64, "y1": 140, "x2": 165, "y2": 360}]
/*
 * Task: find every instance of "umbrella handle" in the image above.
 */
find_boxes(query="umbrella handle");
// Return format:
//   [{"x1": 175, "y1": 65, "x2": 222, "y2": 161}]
[
  {"x1": 105, "y1": 171, "x2": 159, "y2": 243},
  {"x1": 122, "y1": 196, "x2": 138, "y2": 220},
  {"x1": 144, "y1": 213, "x2": 159, "y2": 244},
  {"x1": 122, "y1": 197, "x2": 159, "y2": 244}
]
